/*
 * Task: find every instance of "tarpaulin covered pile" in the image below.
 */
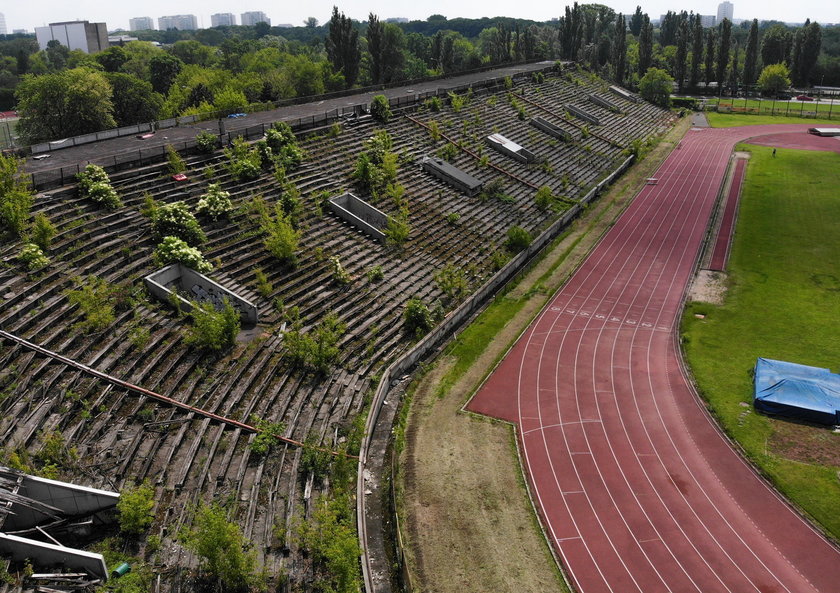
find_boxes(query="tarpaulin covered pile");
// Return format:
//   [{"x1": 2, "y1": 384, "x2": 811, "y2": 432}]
[{"x1": 753, "y1": 357, "x2": 840, "y2": 424}]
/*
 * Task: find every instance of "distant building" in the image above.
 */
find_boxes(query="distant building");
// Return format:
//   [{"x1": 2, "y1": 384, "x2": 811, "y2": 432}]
[
  {"x1": 13, "y1": 29, "x2": 27, "y2": 35},
  {"x1": 385, "y1": 17, "x2": 409, "y2": 23},
  {"x1": 717, "y1": 1, "x2": 734, "y2": 23},
  {"x1": 129, "y1": 16, "x2": 154, "y2": 31},
  {"x1": 0, "y1": 13, "x2": 7, "y2": 35},
  {"x1": 211, "y1": 13, "x2": 237, "y2": 27},
  {"x1": 241, "y1": 11, "x2": 270, "y2": 26},
  {"x1": 35, "y1": 21, "x2": 109, "y2": 54},
  {"x1": 109, "y1": 35, "x2": 139, "y2": 46},
  {"x1": 158, "y1": 14, "x2": 198, "y2": 31},
  {"x1": 276, "y1": 23, "x2": 294, "y2": 28},
  {"x1": 700, "y1": 15, "x2": 716, "y2": 27}
]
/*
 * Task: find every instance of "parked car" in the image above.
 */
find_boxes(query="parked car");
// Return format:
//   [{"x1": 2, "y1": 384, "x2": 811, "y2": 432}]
[{"x1": 796, "y1": 95, "x2": 815, "y2": 101}]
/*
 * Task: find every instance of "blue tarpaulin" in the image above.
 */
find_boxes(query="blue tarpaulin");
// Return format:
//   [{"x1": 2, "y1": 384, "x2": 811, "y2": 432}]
[{"x1": 753, "y1": 358, "x2": 840, "y2": 424}]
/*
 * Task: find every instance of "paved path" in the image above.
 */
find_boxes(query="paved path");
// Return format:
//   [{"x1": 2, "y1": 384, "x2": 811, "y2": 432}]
[{"x1": 468, "y1": 124, "x2": 840, "y2": 593}]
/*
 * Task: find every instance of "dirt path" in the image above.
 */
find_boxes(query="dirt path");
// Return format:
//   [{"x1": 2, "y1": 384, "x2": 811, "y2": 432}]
[{"x1": 400, "y1": 116, "x2": 693, "y2": 593}]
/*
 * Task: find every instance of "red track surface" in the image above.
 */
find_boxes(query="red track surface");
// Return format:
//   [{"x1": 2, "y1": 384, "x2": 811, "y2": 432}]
[
  {"x1": 468, "y1": 124, "x2": 840, "y2": 593},
  {"x1": 745, "y1": 130, "x2": 840, "y2": 153},
  {"x1": 708, "y1": 157, "x2": 745, "y2": 272}
]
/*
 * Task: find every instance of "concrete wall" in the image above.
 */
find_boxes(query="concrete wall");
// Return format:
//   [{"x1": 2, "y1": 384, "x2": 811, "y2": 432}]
[
  {"x1": 328, "y1": 193, "x2": 388, "y2": 242},
  {"x1": 0, "y1": 533, "x2": 108, "y2": 580},
  {"x1": 2, "y1": 472, "x2": 119, "y2": 531},
  {"x1": 568, "y1": 105, "x2": 601, "y2": 126},
  {"x1": 530, "y1": 117, "x2": 572, "y2": 142},
  {"x1": 610, "y1": 85, "x2": 640, "y2": 103},
  {"x1": 485, "y1": 134, "x2": 539, "y2": 163},
  {"x1": 589, "y1": 94, "x2": 621, "y2": 113},
  {"x1": 421, "y1": 156, "x2": 483, "y2": 196},
  {"x1": 30, "y1": 123, "x2": 153, "y2": 155},
  {"x1": 144, "y1": 264, "x2": 259, "y2": 324}
]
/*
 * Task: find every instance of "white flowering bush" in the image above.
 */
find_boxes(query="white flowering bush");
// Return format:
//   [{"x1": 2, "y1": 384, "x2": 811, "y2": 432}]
[
  {"x1": 196, "y1": 184, "x2": 234, "y2": 221},
  {"x1": 154, "y1": 236, "x2": 213, "y2": 273},
  {"x1": 18, "y1": 243, "x2": 50, "y2": 271},
  {"x1": 77, "y1": 164, "x2": 122, "y2": 209},
  {"x1": 151, "y1": 202, "x2": 206, "y2": 246}
]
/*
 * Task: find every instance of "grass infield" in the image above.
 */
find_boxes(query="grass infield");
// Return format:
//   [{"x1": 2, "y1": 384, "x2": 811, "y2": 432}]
[{"x1": 681, "y1": 144, "x2": 840, "y2": 539}]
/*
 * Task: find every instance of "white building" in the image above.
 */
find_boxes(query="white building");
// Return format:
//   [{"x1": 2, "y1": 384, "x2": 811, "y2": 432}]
[
  {"x1": 241, "y1": 11, "x2": 271, "y2": 26},
  {"x1": 0, "y1": 13, "x2": 7, "y2": 35},
  {"x1": 158, "y1": 15, "x2": 198, "y2": 31},
  {"x1": 700, "y1": 15, "x2": 716, "y2": 28},
  {"x1": 35, "y1": 21, "x2": 109, "y2": 54},
  {"x1": 211, "y1": 13, "x2": 237, "y2": 27},
  {"x1": 129, "y1": 17, "x2": 155, "y2": 31},
  {"x1": 717, "y1": 1, "x2": 734, "y2": 23}
]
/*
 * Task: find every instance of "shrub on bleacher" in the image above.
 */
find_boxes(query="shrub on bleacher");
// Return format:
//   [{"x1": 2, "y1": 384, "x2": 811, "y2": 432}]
[
  {"x1": 505, "y1": 225, "x2": 532, "y2": 253},
  {"x1": 154, "y1": 236, "x2": 213, "y2": 273},
  {"x1": 196, "y1": 184, "x2": 234, "y2": 221},
  {"x1": 370, "y1": 94, "x2": 392, "y2": 123},
  {"x1": 184, "y1": 299, "x2": 240, "y2": 351},
  {"x1": 18, "y1": 243, "x2": 49, "y2": 271},
  {"x1": 223, "y1": 137, "x2": 262, "y2": 181},
  {"x1": 31, "y1": 213, "x2": 56, "y2": 250},
  {"x1": 195, "y1": 130, "x2": 219, "y2": 153},
  {"x1": 403, "y1": 298, "x2": 434, "y2": 337},
  {"x1": 77, "y1": 164, "x2": 122, "y2": 209},
  {"x1": 151, "y1": 202, "x2": 206, "y2": 246}
]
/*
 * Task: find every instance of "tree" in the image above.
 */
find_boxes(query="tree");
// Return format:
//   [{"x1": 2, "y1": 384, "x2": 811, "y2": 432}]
[
  {"x1": 800, "y1": 21, "x2": 822, "y2": 86},
  {"x1": 149, "y1": 53, "x2": 184, "y2": 94},
  {"x1": 639, "y1": 67, "x2": 673, "y2": 107},
  {"x1": 717, "y1": 19, "x2": 732, "y2": 88},
  {"x1": 326, "y1": 7, "x2": 360, "y2": 87},
  {"x1": 304, "y1": 17, "x2": 319, "y2": 28},
  {"x1": 761, "y1": 25, "x2": 791, "y2": 68},
  {"x1": 105, "y1": 72, "x2": 163, "y2": 126},
  {"x1": 95, "y1": 46, "x2": 129, "y2": 72},
  {"x1": 16, "y1": 68, "x2": 116, "y2": 144},
  {"x1": 612, "y1": 14, "x2": 627, "y2": 86},
  {"x1": 366, "y1": 13, "x2": 384, "y2": 84},
  {"x1": 638, "y1": 15, "x2": 653, "y2": 75},
  {"x1": 185, "y1": 300, "x2": 241, "y2": 352},
  {"x1": 757, "y1": 62, "x2": 791, "y2": 96},
  {"x1": 117, "y1": 481, "x2": 156, "y2": 535},
  {"x1": 743, "y1": 19, "x2": 759, "y2": 87},
  {"x1": 704, "y1": 28, "x2": 716, "y2": 85},
  {"x1": 675, "y1": 18, "x2": 689, "y2": 92},
  {"x1": 690, "y1": 15, "x2": 704, "y2": 89},
  {"x1": 629, "y1": 6, "x2": 644, "y2": 37},
  {"x1": 180, "y1": 503, "x2": 261, "y2": 592}
]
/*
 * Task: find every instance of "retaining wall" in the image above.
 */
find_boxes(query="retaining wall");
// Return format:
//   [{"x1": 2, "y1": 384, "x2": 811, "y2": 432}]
[{"x1": 328, "y1": 193, "x2": 389, "y2": 242}]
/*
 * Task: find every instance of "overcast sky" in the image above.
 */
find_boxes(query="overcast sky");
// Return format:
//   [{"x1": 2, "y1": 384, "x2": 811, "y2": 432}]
[{"x1": 2, "y1": 1, "x2": 834, "y2": 34}]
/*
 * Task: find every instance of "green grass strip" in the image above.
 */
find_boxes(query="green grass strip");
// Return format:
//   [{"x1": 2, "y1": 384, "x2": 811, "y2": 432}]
[
  {"x1": 706, "y1": 112, "x2": 840, "y2": 128},
  {"x1": 681, "y1": 144, "x2": 840, "y2": 538}
]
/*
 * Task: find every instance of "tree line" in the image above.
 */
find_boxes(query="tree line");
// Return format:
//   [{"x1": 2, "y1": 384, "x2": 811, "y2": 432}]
[{"x1": 0, "y1": 5, "x2": 836, "y2": 144}]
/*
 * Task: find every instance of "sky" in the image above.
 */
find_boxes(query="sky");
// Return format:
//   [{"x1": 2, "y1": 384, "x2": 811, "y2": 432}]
[{"x1": 1, "y1": 0, "x2": 834, "y2": 34}]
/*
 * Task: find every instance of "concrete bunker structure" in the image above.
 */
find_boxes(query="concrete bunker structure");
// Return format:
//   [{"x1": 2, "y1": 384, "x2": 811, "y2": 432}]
[
  {"x1": 588, "y1": 94, "x2": 621, "y2": 113},
  {"x1": 530, "y1": 117, "x2": 573, "y2": 142},
  {"x1": 144, "y1": 264, "x2": 259, "y2": 324},
  {"x1": 610, "y1": 85, "x2": 641, "y2": 103},
  {"x1": 421, "y1": 156, "x2": 483, "y2": 196},
  {"x1": 485, "y1": 133, "x2": 540, "y2": 163},
  {"x1": 0, "y1": 467, "x2": 117, "y2": 580},
  {"x1": 567, "y1": 105, "x2": 601, "y2": 126},
  {"x1": 328, "y1": 192, "x2": 389, "y2": 242}
]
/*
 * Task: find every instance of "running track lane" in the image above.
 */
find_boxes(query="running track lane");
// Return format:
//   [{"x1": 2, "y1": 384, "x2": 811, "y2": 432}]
[
  {"x1": 708, "y1": 157, "x2": 745, "y2": 271},
  {"x1": 468, "y1": 125, "x2": 840, "y2": 593}
]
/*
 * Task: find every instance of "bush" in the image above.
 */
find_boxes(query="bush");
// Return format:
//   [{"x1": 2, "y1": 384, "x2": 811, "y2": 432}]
[
  {"x1": 248, "y1": 416, "x2": 286, "y2": 456},
  {"x1": 154, "y1": 236, "x2": 213, "y2": 272},
  {"x1": 65, "y1": 275, "x2": 116, "y2": 333},
  {"x1": 505, "y1": 225, "x2": 532, "y2": 253},
  {"x1": 330, "y1": 256, "x2": 351, "y2": 285},
  {"x1": 480, "y1": 178, "x2": 510, "y2": 202},
  {"x1": 254, "y1": 267, "x2": 273, "y2": 298},
  {"x1": 185, "y1": 299, "x2": 240, "y2": 351},
  {"x1": 370, "y1": 94, "x2": 392, "y2": 122},
  {"x1": 435, "y1": 265, "x2": 467, "y2": 303},
  {"x1": 263, "y1": 122, "x2": 305, "y2": 170},
  {"x1": 352, "y1": 130, "x2": 398, "y2": 199},
  {"x1": 436, "y1": 142, "x2": 459, "y2": 162},
  {"x1": 180, "y1": 503, "x2": 262, "y2": 592},
  {"x1": 445, "y1": 212, "x2": 460, "y2": 225},
  {"x1": 403, "y1": 298, "x2": 433, "y2": 337},
  {"x1": 196, "y1": 183, "x2": 234, "y2": 221},
  {"x1": 261, "y1": 207, "x2": 299, "y2": 264},
  {"x1": 448, "y1": 91, "x2": 469, "y2": 112},
  {"x1": 534, "y1": 186, "x2": 554, "y2": 211},
  {"x1": 195, "y1": 130, "x2": 218, "y2": 153},
  {"x1": 385, "y1": 210, "x2": 410, "y2": 247},
  {"x1": 224, "y1": 137, "x2": 262, "y2": 181},
  {"x1": 166, "y1": 144, "x2": 186, "y2": 174},
  {"x1": 367, "y1": 265, "x2": 384, "y2": 283},
  {"x1": 77, "y1": 164, "x2": 122, "y2": 209},
  {"x1": 0, "y1": 154, "x2": 34, "y2": 237},
  {"x1": 18, "y1": 243, "x2": 49, "y2": 271},
  {"x1": 151, "y1": 202, "x2": 206, "y2": 246},
  {"x1": 117, "y1": 481, "x2": 156, "y2": 535},
  {"x1": 284, "y1": 312, "x2": 346, "y2": 373},
  {"x1": 424, "y1": 96, "x2": 442, "y2": 112},
  {"x1": 31, "y1": 213, "x2": 56, "y2": 250}
]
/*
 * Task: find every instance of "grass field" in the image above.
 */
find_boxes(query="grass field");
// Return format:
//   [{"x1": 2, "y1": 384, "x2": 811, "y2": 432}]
[
  {"x1": 706, "y1": 112, "x2": 840, "y2": 127},
  {"x1": 681, "y1": 144, "x2": 840, "y2": 539},
  {"x1": 706, "y1": 97, "x2": 840, "y2": 119}
]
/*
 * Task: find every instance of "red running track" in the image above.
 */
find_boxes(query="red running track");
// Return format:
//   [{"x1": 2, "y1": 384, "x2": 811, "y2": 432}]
[
  {"x1": 468, "y1": 124, "x2": 840, "y2": 593},
  {"x1": 707, "y1": 157, "x2": 745, "y2": 272}
]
